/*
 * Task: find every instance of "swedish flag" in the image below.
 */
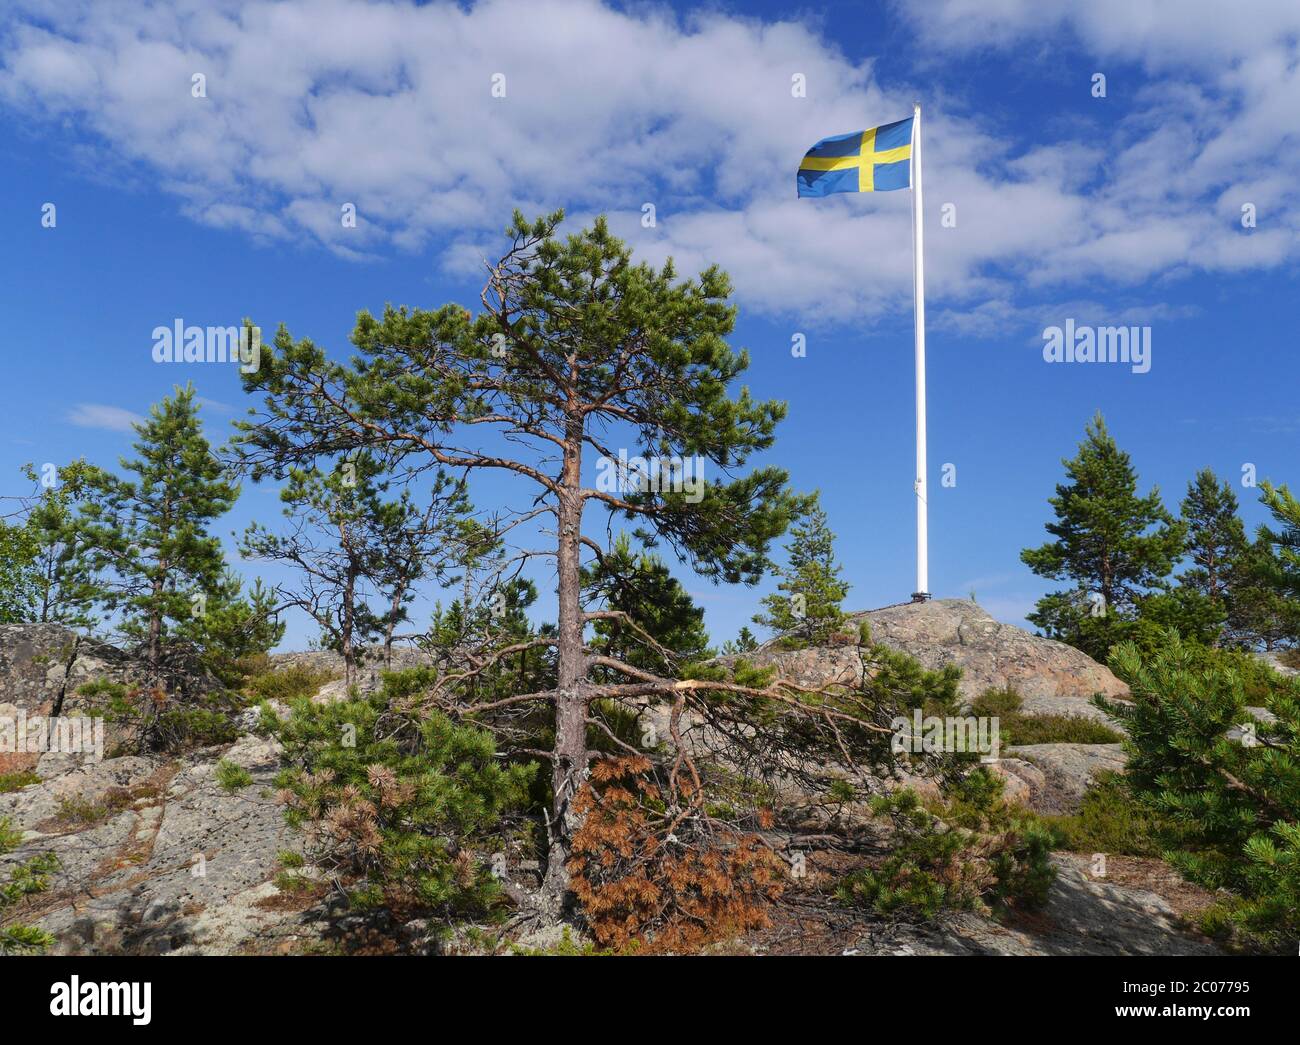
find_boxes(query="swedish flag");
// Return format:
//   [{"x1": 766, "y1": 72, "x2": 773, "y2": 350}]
[{"x1": 797, "y1": 116, "x2": 914, "y2": 197}]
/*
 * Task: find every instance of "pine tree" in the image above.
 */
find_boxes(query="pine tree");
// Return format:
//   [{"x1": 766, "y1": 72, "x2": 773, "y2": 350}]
[
  {"x1": 17, "y1": 460, "x2": 103, "y2": 627},
  {"x1": 1132, "y1": 586, "x2": 1227, "y2": 650},
  {"x1": 79, "y1": 385, "x2": 238, "y2": 668},
  {"x1": 235, "y1": 211, "x2": 823, "y2": 908},
  {"x1": 752, "y1": 498, "x2": 849, "y2": 646},
  {"x1": 1259, "y1": 482, "x2": 1300, "y2": 600},
  {"x1": 0, "y1": 518, "x2": 37, "y2": 624},
  {"x1": 242, "y1": 451, "x2": 476, "y2": 684},
  {"x1": 425, "y1": 575, "x2": 552, "y2": 702},
  {"x1": 1179, "y1": 469, "x2": 1247, "y2": 605},
  {"x1": 371, "y1": 471, "x2": 479, "y2": 663},
  {"x1": 1102, "y1": 635, "x2": 1300, "y2": 950},
  {"x1": 176, "y1": 570, "x2": 285, "y2": 685},
  {"x1": 1021, "y1": 413, "x2": 1184, "y2": 660},
  {"x1": 1146, "y1": 468, "x2": 1250, "y2": 649},
  {"x1": 583, "y1": 533, "x2": 713, "y2": 675},
  {"x1": 1227, "y1": 535, "x2": 1300, "y2": 650},
  {"x1": 1222, "y1": 481, "x2": 1300, "y2": 651},
  {"x1": 720, "y1": 625, "x2": 759, "y2": 655},
  {"x1": 0, "y1": 817, "x2": 57, "y2": 954},
  {"x1": 268, "y1": 668, "x2": 537, "y2": 931}
]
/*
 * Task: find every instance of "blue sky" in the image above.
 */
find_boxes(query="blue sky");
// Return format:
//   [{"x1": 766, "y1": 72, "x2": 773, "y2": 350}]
[{"x1": 1, "y1": 0, "x2": 1297, "y2": 650}]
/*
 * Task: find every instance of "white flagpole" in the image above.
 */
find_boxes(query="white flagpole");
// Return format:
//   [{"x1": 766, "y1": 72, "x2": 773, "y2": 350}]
[{"x1": 910, "y1": 102, "x2": 930, "y2": 601}]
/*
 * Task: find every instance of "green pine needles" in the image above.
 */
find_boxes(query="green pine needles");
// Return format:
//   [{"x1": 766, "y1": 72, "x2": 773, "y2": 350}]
[
  {"x1": 267, "y1": 668, "x2": 537, "y2": 932},
  {"x1": 753, "y1": 498, "x2": 849, "y2": 647},
  {"x1": 1023, "y1": 414, "x2": 1300, "y2": 661},
  {"x1": 837, "y1": 770, "x2": 1056, "y2": 920},
  {"x1": 1021, "y1": 413, "x2": 1184, "y2": 661},
  {"x1": 0, "y1": 817, "x2": 58, "y2": 955},
  {"x1": 1102, "y1": 634, "x2": 1300, "y2": 950},
  {"x1": 78, "y1": 384, "x2": 239, "y2": 668}
]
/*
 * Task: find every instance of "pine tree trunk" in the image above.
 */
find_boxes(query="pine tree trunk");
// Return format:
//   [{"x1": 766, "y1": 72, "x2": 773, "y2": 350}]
[
  {"x1": 40, "y1": 551, "x2": 55, "y2": 623},
  {"x1": 383, "y1": 582, "x2": 404, "y2": 668},
  {"x1": 149, "y1": 496, "x2": 175, "y2": 670},
  {"x1": 540, "y1": 416, "x2": 588, "y2": 915},
  {"x1": 342, "y1": 565, "x2": 357, "y2": 688},
  {"x1": 339, "y1": 520, "x2": 358, "y2": 687},
  {"x1": 147, "y1": 570, "x2": 165, "y2": 668}
]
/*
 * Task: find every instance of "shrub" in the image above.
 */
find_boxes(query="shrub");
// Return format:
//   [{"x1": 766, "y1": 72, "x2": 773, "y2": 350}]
[
  {"x1": 937, "y1": 769, "x2": 1057, "y2": 908},
  {"x1": 1, "y1": 923, "x2": 56, "y2": 955},
  {"x1": 969, "y1": 687, "x2": 1022, "y2": 718},
  {"x1": 0, "y1": 770, "x2": 40, "y2": 794},
  {"x1": 273, "y1": 870, "x2": 317, "y2": 894},
  {"x1": 269, "y1": 668, "x2": 536, "y2": 934},
  {"x1": 837, "y1": 769, "x2": 1055, "y2": 920},
  {"x1": 837, "y1": 791, "x2": 993, "y2": 917},
  {"x1": 247, "y1": 664, "x2": 335, "y2": 703},
  {"x1": 157, "y1": 705, "x2": 240, "y2": 750},
  {"x1": 1001, "y1": 714, "x2": 1121, "y2": 746},
  {"x1": 53, "y1": 786, "x2": 153, "y2": 827},
  {"x1": 215, "y1": 759, "x2": 253, "y2": 792},
  {"x1": 970, "y1": 687, "x2": 1122, "y2": 746},
  {"x1": 568, "y1": 756, "x2": 786, "y2": 952},
  {"x1": 0, "y1": 851, "x2": 59, "y2": 905},
  {"x1": 54, "y1": 795, "x2": 113, "y2": 826},
  {"x1": 0, "y1": 817, "x2": 58, "y2": 955},
  {"x1": 0, "y1": 818, "x2": 23, "y2": 852},
  {"x1": 1043, "y1": 771, "x2": 1165, "y2": 857},
  {"x1": 864, "y1": 628, "x2": 964, "y2": 717},
  {"x1": 1102, "y1": 633, "x2": 1300, "y2": 950},
  {"x1": 78, "y1": 678, "x2": 240, "y2": 754}
]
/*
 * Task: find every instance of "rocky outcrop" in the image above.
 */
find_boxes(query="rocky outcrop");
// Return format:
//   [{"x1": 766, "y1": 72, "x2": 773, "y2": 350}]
[
  {"x1": 1259, "y1": 651, "x2": 1299, "y2": 678},
  {"x1": 726, "y1": 600, "x2": 1132, "y2": 814},
  {"x1": 855, "y1": 599, "x2": 1128, "y2": 711},
  {"x1": 840, "y1": 854, "x2": 1218, "y2": 956},
  {"x1": 0, "y1": 625, "x2": 316, "y2": 953},
  {"x1": 996, "y1": 743, "x2": 1128, "y2": 814},
  {"x1": 0, "y1": 624, "x2": 159, "y2": 772},
  {"x1": 0, "y1": 624, "x2": 143, "y2": 716},
  {"x1": 735, "y1": 600, "x2": 1127, "y2": 721},
  {"x1": 0, "y1": 613, "x2": 1218, "y2": 957},
  {"x1": 1, "y1": 733, "x2": 304, "y2": 955}
]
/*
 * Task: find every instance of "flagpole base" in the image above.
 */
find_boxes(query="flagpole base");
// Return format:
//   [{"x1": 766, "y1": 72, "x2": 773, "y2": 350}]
[{"x1": 910, "y1": 592, "x2": 931, "y2": 603}]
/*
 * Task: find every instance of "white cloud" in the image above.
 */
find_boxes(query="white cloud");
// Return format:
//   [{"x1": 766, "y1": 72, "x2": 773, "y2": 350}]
[
  {"x1": 2, "y1": 0, "x2": 1298, "y2": 325},
  {"x1": 195, "y1": 396, "x2": 236, "y2": 414},
  {"x1": 899, "y1": 0, "x2": 1300, "y2": 69},
  {"x1": 65, "y1": 403, "x2": 144, "y2": 432}
]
